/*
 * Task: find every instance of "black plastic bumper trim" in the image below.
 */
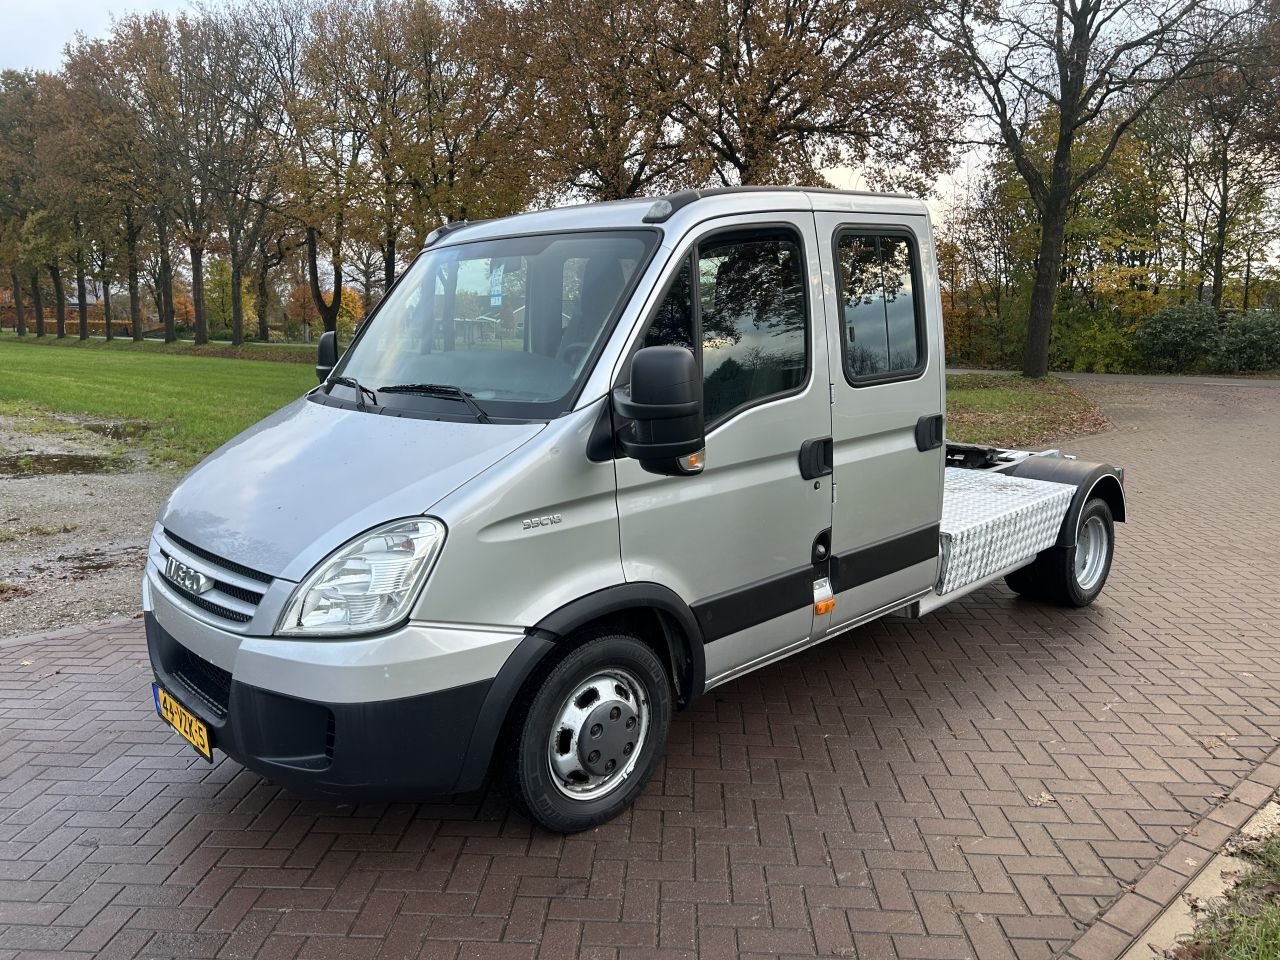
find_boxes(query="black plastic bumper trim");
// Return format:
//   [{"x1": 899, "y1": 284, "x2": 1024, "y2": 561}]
[{"x1": 146, "y1": 612, "x2": 492, "y2": 799}]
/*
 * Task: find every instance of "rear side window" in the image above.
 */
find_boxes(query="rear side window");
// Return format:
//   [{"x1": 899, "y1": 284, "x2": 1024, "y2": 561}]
[
  {"x1": 835, "y1": 232, "x2": 924, "y2": 383},
  {"x1": 642, "y1": 228, "x2": 809, "y2": 425}
]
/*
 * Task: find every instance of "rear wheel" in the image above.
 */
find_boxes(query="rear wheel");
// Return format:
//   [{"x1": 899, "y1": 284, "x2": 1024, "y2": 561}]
[
  {"x1": 505, "y1": 631, "x2": 671, "y2": 833},
  {"x1": 1005, "y1": 497, "x2": 1115, "y2": 607}
]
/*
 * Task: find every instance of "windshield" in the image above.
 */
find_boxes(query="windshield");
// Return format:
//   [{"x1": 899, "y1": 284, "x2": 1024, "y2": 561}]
[{"x1": 333, "y1": 229, "x2": 658, "y2": 420}]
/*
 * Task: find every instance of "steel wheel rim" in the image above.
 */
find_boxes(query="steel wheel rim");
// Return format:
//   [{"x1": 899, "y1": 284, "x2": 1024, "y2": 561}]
[
  {"x1": 547, "y1": 668, "x2": 650, "y2": 801},
  {"x1": 1074, "y1": 515, "x2": 1108, "y2": 591}
]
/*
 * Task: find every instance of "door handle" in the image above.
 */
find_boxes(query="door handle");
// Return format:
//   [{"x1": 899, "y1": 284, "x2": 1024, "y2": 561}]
[
  {"x1": 915, "y1": 414, "x2": 944, "y2": 451},
  {"x1": 799, "y1": 436, "x2": 833, "y2": 480}
]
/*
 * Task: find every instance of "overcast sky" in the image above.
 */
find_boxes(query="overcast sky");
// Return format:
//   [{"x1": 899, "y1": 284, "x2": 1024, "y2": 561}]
[{"x1": 1, "y1": 0, "x2": 200, "y2": 73}]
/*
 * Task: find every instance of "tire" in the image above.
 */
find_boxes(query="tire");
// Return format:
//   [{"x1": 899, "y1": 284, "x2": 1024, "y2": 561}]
[
  {"x1": 504, "y1": 631, "x2": 672, "y2": 833},
  {"x1": 1004, "y1": 497, "x2": 1115, "y2": 607}
]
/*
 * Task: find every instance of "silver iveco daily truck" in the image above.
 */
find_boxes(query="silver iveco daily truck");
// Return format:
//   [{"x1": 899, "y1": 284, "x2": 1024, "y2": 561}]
[{"x1": 145, "y1": 188, "x2": 1125, "y2": 832}]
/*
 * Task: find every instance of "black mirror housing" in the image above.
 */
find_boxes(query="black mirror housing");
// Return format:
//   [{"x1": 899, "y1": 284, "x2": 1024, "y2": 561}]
[
  {"x1": 315, "y1": 330, "x2": 338, "y2": 382},
  {"x1": 613, "y1": 346, "x2": 705, "y2": 476}
]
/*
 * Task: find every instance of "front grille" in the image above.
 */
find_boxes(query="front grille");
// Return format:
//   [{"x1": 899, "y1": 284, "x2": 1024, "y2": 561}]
[
  {"x1": 214, "y1": 581, "x2": 264, "y2": 606},
  {"x1": 165, "y1": 580, "x2": 253, "y2": 623},
  {"x1": 172, "y1": 645, "x2": 232, "y2": 717},
  {"x1": 157, "y1": 530, "x2": 273, "y2": 627}
]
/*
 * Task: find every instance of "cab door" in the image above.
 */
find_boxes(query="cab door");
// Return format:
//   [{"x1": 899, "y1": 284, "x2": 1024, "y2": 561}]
[
  {"x1": 614, "y1": 213, "x2": 833, "y2": 685},
  {"x1": 814, "y1": 212, "x2": 945, "y2": 629}
]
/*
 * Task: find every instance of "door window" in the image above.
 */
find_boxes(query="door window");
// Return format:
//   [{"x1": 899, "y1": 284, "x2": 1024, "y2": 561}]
[
  {"x1": 835, "y1": 232, "x2": 924, "y2": 383},
  {"x1": 642, "y1": 229, "x2": 809, "y2": 425}
]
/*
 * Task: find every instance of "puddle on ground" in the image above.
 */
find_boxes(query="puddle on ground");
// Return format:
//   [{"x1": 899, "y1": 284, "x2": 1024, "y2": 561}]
[
  {"x1": 7, "y1": 547, "x2": 148, "y2": 591},
  {"x1": 85, "y1": 421, "x2": 151, "y2": 441},
  {"x1": 0, "y1": 583, "x2": 33, "y2": 602},
  {"x1": 61, "y1": 550, "x2": 134, "y2": 575},
  {"x1": 0, "y1": 454, "x2": 120, "y2": 477}
]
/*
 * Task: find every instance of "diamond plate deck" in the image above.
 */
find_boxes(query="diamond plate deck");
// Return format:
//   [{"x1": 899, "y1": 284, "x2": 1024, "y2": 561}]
[{"x1": 938, "y1": 467, "x2": 1075, "y2": 595}]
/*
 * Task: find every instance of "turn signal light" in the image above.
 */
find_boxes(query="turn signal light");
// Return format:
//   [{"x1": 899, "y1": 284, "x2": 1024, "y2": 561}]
[
  {"x1": 814, "y1": 597, "x2": 836, "y2": 616},
  {"x1": 677, "y1": 449, "x2": 705, "y2": 474}
]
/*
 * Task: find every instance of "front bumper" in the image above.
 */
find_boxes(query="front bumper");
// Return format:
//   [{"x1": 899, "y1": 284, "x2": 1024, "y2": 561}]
[
  {"x1": 146, "y1": 613, "x2": 498, "y2": 797},
  {"x1": 142, "y1": 558, "x2": 536, "y2": 798}
]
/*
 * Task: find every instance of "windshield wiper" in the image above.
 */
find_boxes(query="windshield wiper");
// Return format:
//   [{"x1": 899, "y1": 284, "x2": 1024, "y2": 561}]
[
  {"x1": 379, "y1": 383, "x2": 491, "y2": 423},
  {"x1": 327, "y1": 375, "x2": 378, "y2": 409}
]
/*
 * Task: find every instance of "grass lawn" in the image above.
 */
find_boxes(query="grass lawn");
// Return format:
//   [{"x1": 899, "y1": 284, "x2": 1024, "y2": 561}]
[
  {"x1": 0, "y1": 329, "x2": 316, "y2": 363},
  {"x1": 0, "y1": 337, "x2": 316, "y2": 467},
  {"x1": 945, "y1": 373, "x2": 1108, "y2": 447},
  {"x1": 0, "y1": 339, "x2": 1107, "y2": 467},
  {"x1": 1175, "y1": 836, "x2": 1280, "y2": 959}
]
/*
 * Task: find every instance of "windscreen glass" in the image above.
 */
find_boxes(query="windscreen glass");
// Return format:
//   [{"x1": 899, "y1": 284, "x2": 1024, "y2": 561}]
[{"x1": 335, "y1": 230, "x2": 657, "y2": 419}]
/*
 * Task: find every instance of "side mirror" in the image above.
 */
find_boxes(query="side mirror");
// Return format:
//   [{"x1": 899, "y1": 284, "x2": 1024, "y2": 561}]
[
  {"x1": 612, "y1": 346, "x2": 705, "y2": 476},
  {"x1": 315, "y1": 330, "x2": 337, "y2": 382}
]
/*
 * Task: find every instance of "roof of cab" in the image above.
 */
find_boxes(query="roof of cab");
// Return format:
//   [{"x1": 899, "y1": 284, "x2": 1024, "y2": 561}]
[{"x1": 426, "y1": 187, "x2": 929, "y2": 249}]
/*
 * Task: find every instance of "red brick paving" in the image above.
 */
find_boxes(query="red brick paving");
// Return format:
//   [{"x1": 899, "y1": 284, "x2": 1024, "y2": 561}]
[{"x1": 2, "y1": 380, "x2": 1280, "y2": 960}]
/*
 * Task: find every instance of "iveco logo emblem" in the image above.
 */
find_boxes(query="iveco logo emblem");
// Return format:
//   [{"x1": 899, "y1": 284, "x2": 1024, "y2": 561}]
[{"x1": 164, "y1": 556, "x2": 214, "y2": 595}]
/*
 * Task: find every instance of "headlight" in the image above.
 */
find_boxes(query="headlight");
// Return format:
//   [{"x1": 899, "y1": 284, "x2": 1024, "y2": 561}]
[{"x1": 277, "y1": 518, "x2": 446, "y2": 636}]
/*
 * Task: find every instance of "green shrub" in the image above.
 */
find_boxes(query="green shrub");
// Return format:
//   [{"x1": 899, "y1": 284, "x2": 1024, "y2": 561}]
[
  {"x1": 1050, "y1": 314, "x2": 1138, "y2": 373},
  {"x1": 1134, "y1": 302, "x2": 1218, "y2": 372},
  {"x1": 1212, "y1": 310, "x2": 1280, "y2": 373}
]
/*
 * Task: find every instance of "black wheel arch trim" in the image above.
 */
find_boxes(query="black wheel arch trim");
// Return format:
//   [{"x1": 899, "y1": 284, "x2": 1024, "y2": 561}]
[
  {"x1": 454, "y1": 583, "x2": 706, "y2": 793},
  {"x1": 533, "y1": 582, "x2": 706, "y2": 707},
  {"x1": 454, "y1": 632, "x2": 556, "y2": 793},
  {"x1": 1005, "y1": 457, "x2": 1126, "y2": 548}
]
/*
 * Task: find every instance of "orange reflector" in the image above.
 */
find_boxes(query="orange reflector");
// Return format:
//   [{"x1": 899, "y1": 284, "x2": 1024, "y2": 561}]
[{"x1": 814, "y1": 597, "x2": 836, "y2": 616}]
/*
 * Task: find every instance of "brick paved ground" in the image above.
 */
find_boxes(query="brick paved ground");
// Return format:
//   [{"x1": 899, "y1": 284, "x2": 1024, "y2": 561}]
[{"x1": 2, "y1": 380, "x2": 1280, "y2": 960}]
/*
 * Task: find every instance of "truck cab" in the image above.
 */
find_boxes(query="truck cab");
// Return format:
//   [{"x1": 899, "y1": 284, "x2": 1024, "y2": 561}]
[{"x1": 145, "y1": 188, "x2": 1125, "y2": 832}]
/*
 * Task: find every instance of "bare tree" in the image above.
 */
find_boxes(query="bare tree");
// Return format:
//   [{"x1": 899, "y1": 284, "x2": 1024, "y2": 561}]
[
  {"x1": 520, "y1": 0, "x2": 692, "y2": 200},
  {"x1": 253, "y1": 0, "x2": 365, "y2": 334},
  {"x1": 320, "y1": 0, "x2": 416, "y2": 292},
  {"x1": 395, "y1": 0, "x2": 539, "y2": 235},
  {"x1": 1183, "y1": 60, "x2": 1278, "y2": 308},
  {"x1": 203, "y1": 7, "x2": 282, "y2": 345},
  {"x1": 936, "y1": 0, "x2": 1254, "y2": 376},
  {"x1": 0, "y1": 71, "x2": 39, "y2": 337},
  {"x1": 62, "y1": 34, "x2": 159, "y2": 341},
  {"x1": 661, "y1": 0, "x2": 963, "y2": 189},
  {"x1": 252, "y1": 222, "x2": 296, "y2": 341},
  {"x1": 116, "y1": 13, "x2": 223, "y2": 343}
]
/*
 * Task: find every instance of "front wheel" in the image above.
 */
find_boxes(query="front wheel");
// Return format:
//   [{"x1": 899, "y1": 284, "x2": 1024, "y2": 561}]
[
  {"x1": 1005, "y1": 497, "x2": 1115, "y2": 606},
  {"x1": 505, "y1": 632, "x2": 672, "y2": 833}
]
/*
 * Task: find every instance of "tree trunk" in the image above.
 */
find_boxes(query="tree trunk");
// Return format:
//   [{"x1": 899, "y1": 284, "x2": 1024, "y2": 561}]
[
  {"x1": 102, "y1": 279, "x2": 113, "y2": 340},
  {"x1": 254, "y1": 250, "x2": 271, "y2": 342},
  {"x1": 190, "y1": 244, "x2": 207, "y2": 344},
  {"x1": 10, "y1": 272, "x2": 25, "y2": 336},
  {"x1": 126, "y1": 230, "x2": 143, "y2": 342},
  {"x1": 1209, "y1": 146, "x2": 1229, "y2": 313},
  {"x1": 30, "y1": 273, "x2": 45, "y2": 337},
  {"x1": 305, "y1": 226, "x2": 342, "y2": 332},
  {"x1": 75, "y1": 254, "x2": 88, "y2": 340},
  {"x1": 383, "y1": 223, "x2": 396, "y2": 295},
  {"x1": 1023, "y1": 199, "x2": 1069, "y2": 378},
  {"x1": 158, "y1": 217, "x2": 175, "y2": 342},
  {"x1": 50, "y1": 262, "x2": 67, "y2": 338},
  {"x1": 230, "y1": 257, "x2": 245, "y2": 347},
  {"x1": 73, "y1": 217, "x2": 90, "y2": 340},
  {"x1": 1177, "y1": 154, "x2": 1191, "y2": 303},
  {"x1": 1242, "y1": 253, "x2": 1251, "y2": 312}
]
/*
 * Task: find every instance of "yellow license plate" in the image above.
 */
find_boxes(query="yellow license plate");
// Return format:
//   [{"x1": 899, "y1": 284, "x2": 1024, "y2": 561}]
[{"x1": 153, "y1": 683, "x2": 212, "y2": 761}]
